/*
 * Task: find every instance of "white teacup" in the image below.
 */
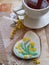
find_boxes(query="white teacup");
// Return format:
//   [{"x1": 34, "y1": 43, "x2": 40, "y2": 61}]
[
  {"x1": 22, "y1": 0, "x2": 49, "y2": 19},
  {"x1": 13, "y1": 0, "x2": 49, "y2": 29}
]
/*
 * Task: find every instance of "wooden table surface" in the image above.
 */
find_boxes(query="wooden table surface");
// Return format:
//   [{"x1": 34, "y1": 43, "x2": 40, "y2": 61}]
[
  {"x1": 0, "y1": 0, "x2": 49, "y2": 65},
  {"x1": 0, "y1": 20, "x2": 49, "y2": 65}
]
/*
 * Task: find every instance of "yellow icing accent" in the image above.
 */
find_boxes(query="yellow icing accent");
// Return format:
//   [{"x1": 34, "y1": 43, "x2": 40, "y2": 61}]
[
  {"x1": 19, "y1": 47, "x2": 25, "y2": 52},
  {"x1": 27, "y1": 38, "x2": 31, "y2": 41},
  {"x1": 23, "y1": 38, "x2": 31, "y2": 42},
  {"x1": 23, "y1": 38, "x2": 27, "y2": 42},
  {"x1": 18, "y1": 43, "x2": 21, "y2": 46},
  {"x1": 29, "y1": 55, "x2": 32, "y2": 58},
  {"x1": 18, "y1": 49, "x2": 24, "y2": 53},
  {"x1": 18, "y1": 50, "x2": 23, "y2": 53},
  {"x1": 15, "y1": 43, "x2": 21, "y2": 49},
  {"x1": 29, "y1": 47, "x2": 33, "y2": 51},
  {"x1": 29, "y1": 42, "x2": 35, "y2": 46},
  {"x1": 23, "y1": 55, "x2": 28, "y2": 59},
  {"x1": 16, "y1": 46, "x2": 24, "y2": 53},
  {"x1": 15, "y1": 46, "x2": 19, "y2": 49},
  {"x1": 32, "y1": 48, "x2": 36, "y2": 52},
  {"x1": 29, "y1": 48, "x2": 36, "y2": 52}
]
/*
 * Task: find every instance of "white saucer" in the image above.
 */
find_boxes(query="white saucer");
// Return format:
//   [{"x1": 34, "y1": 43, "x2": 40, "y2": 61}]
[{"x1": 22, "y1": 12, "x2": 49, "y2": 29}]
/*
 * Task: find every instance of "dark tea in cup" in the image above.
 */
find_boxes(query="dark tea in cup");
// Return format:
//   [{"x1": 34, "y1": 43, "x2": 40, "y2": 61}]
[{"x1": 25, "y1": 0, "x2": 49, "y2": 9}]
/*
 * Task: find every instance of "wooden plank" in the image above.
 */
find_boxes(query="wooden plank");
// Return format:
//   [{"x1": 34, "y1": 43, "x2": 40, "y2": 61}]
[
  {"x1": 0, "y1": 31, "x2": 7, "y2": 64},
  {"x1": 45, "y1": 25, "x2": 49, "y2": 50}
]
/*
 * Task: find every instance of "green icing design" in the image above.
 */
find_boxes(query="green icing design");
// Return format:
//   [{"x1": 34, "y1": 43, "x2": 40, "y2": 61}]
[{"x1": 15, "y1": 38, "x2": 38, "y2": 58}]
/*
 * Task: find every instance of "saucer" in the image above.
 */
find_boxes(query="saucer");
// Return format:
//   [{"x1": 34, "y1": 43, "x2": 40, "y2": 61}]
[{"x1": 22, "y1": 12, "x2": 49, "y2": 29}]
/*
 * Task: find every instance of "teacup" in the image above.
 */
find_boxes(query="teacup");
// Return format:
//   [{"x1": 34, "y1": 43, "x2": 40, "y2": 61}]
[
  {"x1": 13, "y1": 0, "x2": 49, "y2": 29},
  {"x1": 22, "y1": 0, "x2": 49, "y2": 19}
]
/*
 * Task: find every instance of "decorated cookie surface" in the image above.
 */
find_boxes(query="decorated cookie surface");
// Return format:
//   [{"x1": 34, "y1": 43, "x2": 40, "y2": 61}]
[{"x1": 13, "y1": 31, "x2": 40, "y2": 59}]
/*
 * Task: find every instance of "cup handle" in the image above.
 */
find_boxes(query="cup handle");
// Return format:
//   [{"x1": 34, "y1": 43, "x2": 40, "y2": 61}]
[{"x1": 13, "y1": 5, "x2": 26, "y2": 16}]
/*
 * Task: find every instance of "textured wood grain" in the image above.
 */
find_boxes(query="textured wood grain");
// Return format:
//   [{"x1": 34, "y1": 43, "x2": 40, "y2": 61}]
[
  {"x1": 45, "y1": 25, "x2": 49, "y2": 49},
  {"x1": 0, "y1": 18, "x2": 48, "y2": 65},
  {"x1": 0, "y1": 31, "x2": 7, "y2": 64},
  {"x1": 0, "y1": 0, "x2": 49, "y2": 65}
]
